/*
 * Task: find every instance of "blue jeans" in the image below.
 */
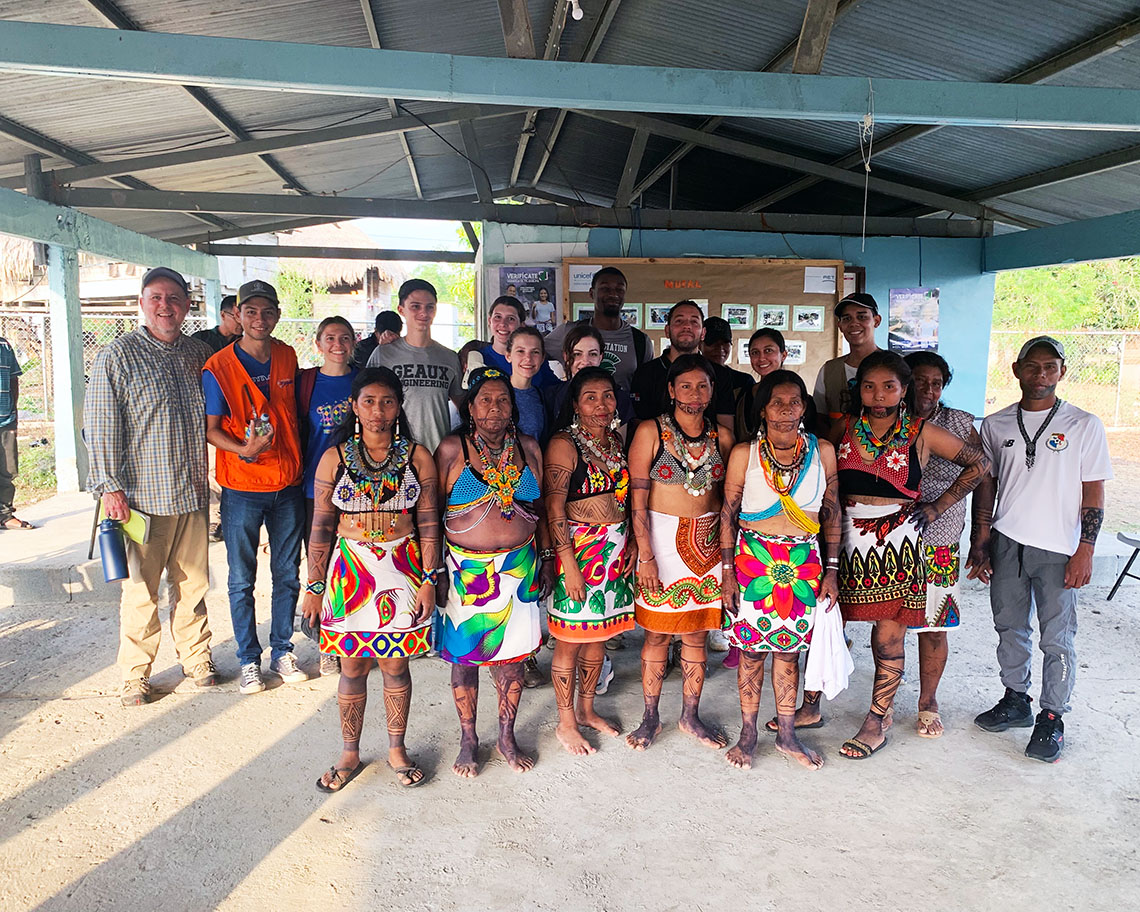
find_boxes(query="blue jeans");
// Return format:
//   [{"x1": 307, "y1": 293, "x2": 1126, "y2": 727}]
[{"x1": 221, "y1": 485, "x2": 304, "y2": 666}]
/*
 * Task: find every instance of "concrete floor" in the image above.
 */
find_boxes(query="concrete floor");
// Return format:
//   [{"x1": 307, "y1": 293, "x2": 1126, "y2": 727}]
[{"x1": 1, "y1": 512, "x2": 1138, "y2": 911}]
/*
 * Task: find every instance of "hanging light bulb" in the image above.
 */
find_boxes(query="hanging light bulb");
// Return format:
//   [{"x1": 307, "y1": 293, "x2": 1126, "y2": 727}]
[{"x1": 569, "y1": 0, "x2": 584, "y2": 20}]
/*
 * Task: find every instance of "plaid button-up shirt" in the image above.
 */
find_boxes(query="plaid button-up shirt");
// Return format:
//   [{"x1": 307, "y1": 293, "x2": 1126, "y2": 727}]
[{"x1": 85, "y1": 328, "x2": 213, "y2": 515}]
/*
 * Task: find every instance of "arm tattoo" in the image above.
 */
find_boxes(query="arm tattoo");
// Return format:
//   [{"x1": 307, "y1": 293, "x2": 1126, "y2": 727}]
[
  {"x1": 818, "y1": 469, "x2": 841, "y2": 563},
  {"x1": 1079, "y1": 507, "x2": 1104, "y2": 546},
  {"x1": 933, "y1": 440, "x2": 990, "y2": 516},
  {"x1": 719, "y1": 481, "x2": 743, "y2": 561},
  {"x1": 306, "y1": 472, "x2": 339, "y2": 584},
  {"x1": 415, "y1": 473, "x2": 442, "y2": 572},
  {"x1": 630, "y1": 478, "x2": 653, "y2": 555},
  {"x1": 970, "y1": 474, "x2": 997, "y2": 544},
  {"x1": 543, "y1": 451, "x2": 575, "y2": 554}
]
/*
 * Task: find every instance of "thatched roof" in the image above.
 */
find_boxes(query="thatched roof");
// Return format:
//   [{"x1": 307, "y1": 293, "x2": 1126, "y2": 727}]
[
  {"x1": 0, "y1": 234, "x2": 35, "y2": 297},
  {"x1": 275, "y1": 223, "x2": 401, "y2": 289}
]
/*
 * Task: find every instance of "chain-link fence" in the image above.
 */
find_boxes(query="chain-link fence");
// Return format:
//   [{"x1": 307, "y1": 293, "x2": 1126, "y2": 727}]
[{"x1": 987, "y1": 330, "x2": 1140, "y2": 428}]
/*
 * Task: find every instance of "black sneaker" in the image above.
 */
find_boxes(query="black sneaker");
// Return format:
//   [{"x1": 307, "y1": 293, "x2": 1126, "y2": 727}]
[
  {"x1": 974, "y1": 687, "x2": 1034, "y2": 732},
  {"x1": 1025, "y1": 710, "x2": 1064, "y2": 763}
]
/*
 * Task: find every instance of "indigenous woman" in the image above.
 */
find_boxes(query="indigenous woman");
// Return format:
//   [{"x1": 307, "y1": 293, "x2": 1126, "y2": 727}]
[
  {"x1": 436, "y1": 367, "x2": 555, "y2": 776},
  {"x1": 720, "y1": 371, "x2": 840, "y2": 770},
  {"x1": 507, "y1": 326, "x2": 548, "y2": 442},
  {"x1": 904, "y1": 350, "x2": 980, "y2": 738},
  {"x1": 301, "y1": 367, "x2": 440, "y2": 792},
  {"x1": 627, "y1": 354, "x2": 735, "y2": 751},
  {"x1": 544, "y1": 367, "x2": 636, "y2": 754},
  {"x1": 833, "y1": 351, "x2": 987, "y2": 758}
]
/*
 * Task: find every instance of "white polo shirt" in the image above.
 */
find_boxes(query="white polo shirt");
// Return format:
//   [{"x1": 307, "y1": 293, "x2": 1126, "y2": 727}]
[{"x1": 980, "y1": 400, "x2": 1113, "y2": 556}]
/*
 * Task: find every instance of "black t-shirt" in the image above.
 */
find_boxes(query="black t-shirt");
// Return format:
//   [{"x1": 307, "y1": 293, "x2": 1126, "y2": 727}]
[{"x1": 630, "y1": 353, "x2": 737, "y2": 421}]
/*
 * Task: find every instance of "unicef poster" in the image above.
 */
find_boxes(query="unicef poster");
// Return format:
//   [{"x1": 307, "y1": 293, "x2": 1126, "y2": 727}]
[{"x1": 490, "y1": 265, "x2": 560, "y2": 334}]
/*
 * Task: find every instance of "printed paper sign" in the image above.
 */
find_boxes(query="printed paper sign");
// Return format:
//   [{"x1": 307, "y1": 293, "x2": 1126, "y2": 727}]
[
  {"x1": 569, "y1": 264, "x2": 602, "y2": 292},
  {"x1": 804, "y1": 266, "x2": 837, "y2": 295}
]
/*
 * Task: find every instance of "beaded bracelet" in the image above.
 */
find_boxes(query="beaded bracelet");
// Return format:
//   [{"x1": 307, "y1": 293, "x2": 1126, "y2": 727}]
[
  {"x1": 304, "y1": 580, "x2": 326, "y2": 596},
  {"x1": 540, "y1": 548, "x2": 556, "y2": 562}
]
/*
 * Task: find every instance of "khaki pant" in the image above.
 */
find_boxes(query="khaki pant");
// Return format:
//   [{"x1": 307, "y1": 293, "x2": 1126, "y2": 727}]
[
  {"x1": 208, "y1": 445, "x2": 222, "y2": 528},
  {"x1": 0, "y1": 426, "x2": 16, "y2": 521},
  {"x1": 119, "y1": 508, "x2": 213, "y2": 682}
]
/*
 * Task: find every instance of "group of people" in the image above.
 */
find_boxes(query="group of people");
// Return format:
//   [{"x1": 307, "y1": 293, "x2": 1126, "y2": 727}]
[{"x1": 83, "y1": 264, "x2": 1111, "y2": 795}]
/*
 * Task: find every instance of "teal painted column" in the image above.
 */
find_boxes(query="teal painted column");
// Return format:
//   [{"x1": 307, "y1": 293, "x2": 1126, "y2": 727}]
[
  {"x1": 205, "y1": 278, "x2": 221, "y2": 326},
  {"x1": 48, "y1": 244, "x2": 87, "y2": 493}
]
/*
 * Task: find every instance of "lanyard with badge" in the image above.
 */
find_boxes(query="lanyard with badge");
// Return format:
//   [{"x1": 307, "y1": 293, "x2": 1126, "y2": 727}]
[{"x1": 1016, "y1": 398, "x2": 1062, "y2": 470}]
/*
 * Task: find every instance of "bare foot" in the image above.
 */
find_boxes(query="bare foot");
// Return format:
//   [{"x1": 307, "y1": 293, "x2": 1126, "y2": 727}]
[
  {"x1": 726, "y1": 724, "x2": 758, "y2": 769},
  {"x1": 625, "y1": 715, "x2": 662, "y2": 751},
  {"x1": 452, "y1": 737, "x2": 480, "y2": 778},
  {"x1": 556, "y1": 720, "x2": 596, "y2": 756},
  {"x1": 774, "y1": 732, "x2": 824, "y2": 769},
  {"x1": 679, "y1": 715, "x2": 729, "y2": 750},
  {"x1": 838, "y1": 712, "x2": 887, "y2": 759},
  {"x1": 496, "y1": 735, "x2": 536, "y2": 772},
  {"x1": 576, "y1": 708, "x2": 620, "y2": 738}
]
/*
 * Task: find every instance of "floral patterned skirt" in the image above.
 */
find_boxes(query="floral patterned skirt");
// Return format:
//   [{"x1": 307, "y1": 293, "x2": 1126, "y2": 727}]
[
  {"x1": 725, "y1": 529, "x2": 820, "y2": 653},
  {"x1": 439, "y1": 536, "x2": 542, "y2": 665},
  {"x1": 319, "y1": 534, "x2": 431, "y2": 658},
  {"x1": 549, "y1": 520, "x2": 635, "y2": 643},
  {"x1": 909, "y1": 540, "x2": 962, "y2": 632},
  {"x1": 838, "y1": 501, "x2": 927, "y2": 626},
  {"x1": 634, "y1": 511, "x2": 723, "y2": 634}
]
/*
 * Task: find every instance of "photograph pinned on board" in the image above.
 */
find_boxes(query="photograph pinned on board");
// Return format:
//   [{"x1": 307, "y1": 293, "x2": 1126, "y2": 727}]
[
  {"x1": 784, "y1": 339, "x2": 806, "y2": 365},
  {"x1": 737, "y1": 339, "x2": 751, "y2": 366},
  {"x1": 888, "y1": 287, "x2": 940, "y2": 353},
  {"x1": 573, "y1": 303, "x2": 595, "y2": 322},
  {"x1": 757, "y1": 305, "x2": 789, "y2": 330},
  {"x1": 793, "y1": 305, "x2": 825, "y2": 332},
  {"x1": 691, "y1": 299, "x2": 710, "y2": 317},
  {"x1": 721, "y1": 303, "x2": 753, "y2": 329},
  {"x1": 621, "y1": 304, "x2": 642, "y2": 328},
  {"x1": 647, "y1": 304, "x2": 673, "y2": 328}
]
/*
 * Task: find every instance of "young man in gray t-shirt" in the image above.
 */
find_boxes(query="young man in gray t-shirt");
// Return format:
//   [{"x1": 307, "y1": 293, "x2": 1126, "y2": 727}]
[{"x1": 366, "y1": 279, "x2": 463, "y2": 453}]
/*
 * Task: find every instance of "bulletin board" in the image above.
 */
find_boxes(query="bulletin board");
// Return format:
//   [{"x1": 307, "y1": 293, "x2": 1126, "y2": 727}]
[{"x1": 561, "y1": 257, "x2": 845, "y2": 384}]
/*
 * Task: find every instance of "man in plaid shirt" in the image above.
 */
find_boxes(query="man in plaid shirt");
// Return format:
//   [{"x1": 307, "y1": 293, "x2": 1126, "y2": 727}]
[
  {"x1": 0, "y1": 333, "x2": 32, "y2": 530},
  {"x1": 84, "y1": 267, "x2": 218, "y2": 707}
]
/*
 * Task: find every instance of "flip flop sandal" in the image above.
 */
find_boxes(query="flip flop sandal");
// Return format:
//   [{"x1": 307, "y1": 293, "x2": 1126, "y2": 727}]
[
  {"x1": 389, "y1": 762, "x2": 429, "y2": 788},
  {"x1": 916, "y1": 710, "x2": 944, "y2": 738},
  {"x1": 316, "y1": 761, "x2": 365, "y2": 793},
  {"x1": 839, "y1": 736, "x2": 888, "y2": 760},
  {"x1": 764, "y1": 716, "x2": 825, "y2": 733},
  {"x1": 1, "y1": 518, "x2": 34, "y2": 530}
]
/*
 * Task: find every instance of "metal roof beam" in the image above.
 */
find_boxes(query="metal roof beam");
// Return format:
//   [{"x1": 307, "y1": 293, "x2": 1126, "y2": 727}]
[
  {"x1": 163, "y1": 217, "x2": 342, "y2": 246},
  {"x1": 792, "y1": 0, "x2": 841, "y2": 74},
  {"x1": 509, "y1": 0, "x2": 568, "y2": 187},
  {"x1": 80, "y1": 0, "x2": 312, "y2": 194},
  {"x1": 744, "y1": 13, "x2": 1140, "y2": 211},
  {"x1": 968, "y1": 142, "x2": 1140, "y2": 202},
  {"x1": 613, "y1": 127, "x2": 649, "y2": 208},
  {"x1": 529, "y1": 0, "x2": 624, "y2": 186},
  {"x1": 461, "y1": 221, "x2": 480, "y2": 253},
  {"x1": 0, "y1": 105, "x2": 522, "y2": 190},
  {"x1": 0, "y1": 186, "x2": 216, "y2": 277},
  {"x1": 984, "y1": 207, "x2": 1140, "y2": 271},
  {"x1": 200, "y1": 243, "x2": 475, "y2": 263},
  {"x1": 459, "y1": 120, "x2": 495, "y2": 203},
  {"x1": 6, "y1": 21, "x2": 1140, "y2": 128},
  {"x1": 49, "y1": 186, "x2": 990, "y2": 236},
  {"x1": 497, "y1": 0, "x2": 537, "y2": 59}
]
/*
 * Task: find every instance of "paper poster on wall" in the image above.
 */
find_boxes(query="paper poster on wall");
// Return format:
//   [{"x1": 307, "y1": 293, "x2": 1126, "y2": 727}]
[
  {"x1": 785, "y1": 339, "x2": 807, "y2": 365},
  {"x1": 721, "y1": 303, "x2": 752, "y2": 330},
  {"x1": 793, "y1": 305, "x2": 825, "y2": 332},
  {"x1": 691, "y1": 299, "x2": 709, "y2": 316},
  {"x1": 646, "y1": 304, "x2": 673, "y2": 328},
  {"x1": 804, "y1": 266, "x2": 837, "y2": 295},
  {"x1": 888, "y1": 287, "x2": 940, "y2": 353},
  {"x1": 737, "y1": 339, "x2": 751, "y2": 367},
  {"x1": 757, "y1": 305, "x2": 789, "y2": 331},
  {"x1": 568, "y1": 263, "x2": 602, "y2": 292},
  {"x1": 573, "y1": 302, "x2": 595, "y2": 321},
  {"x1": 843, "y1": 271, "x2": 857, "y2": 297},
  {"x1": 491, "y1": 265, "x2": 560, "y2": 334},
  {"x1": 621, "y1": 304, "x2": 642, "y2": 328}
]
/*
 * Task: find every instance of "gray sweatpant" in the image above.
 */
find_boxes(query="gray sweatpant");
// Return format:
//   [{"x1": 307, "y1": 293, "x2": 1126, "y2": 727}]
[{"x1": 989, "y1": 531, "x2": 1078, "y2": 714}]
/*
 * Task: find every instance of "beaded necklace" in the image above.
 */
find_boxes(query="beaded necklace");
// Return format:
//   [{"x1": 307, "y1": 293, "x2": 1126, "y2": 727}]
[
  {"x1": 339, "y1": 434, "x2": 412, "y2": 541},
  {"x1": 660, "y1": 413, "x2": 719, "y2": 497},
  {"x1": 571, "y1": 424, "x2": 630, "y2": 508},
  {"x1": 853, "y1": 408, "x2": 917, "y2": 460},
  {"x1": 757, "y1": 432, "x2": 819, "y2": 534},
  {"x1": 472, "y1": 432, "x2": 522, "y2": 520}
]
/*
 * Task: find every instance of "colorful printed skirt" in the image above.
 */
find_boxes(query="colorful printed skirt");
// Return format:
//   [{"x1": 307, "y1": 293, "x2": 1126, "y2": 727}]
[
  {"x1": 725, "y1": 529, "x2": 820, "y2": 653},
  {"x1": 634, "y1": 510, "x2": 723, "y2": 634},
  {"x1": 838, "y1": 501, "x2": 927, "y2": 626},
  {"x1": 439, "y1": 536, "x2": 542, "y2": 665},
  {"x1": 909, "y1": 540, "x2": 962, "y2": 632},
  {"x1": 319, "y1": 534, "x2": 431, "y2": 658},
  {"x1": 549, "y1": 520, "x2": 636, "y2": 643}
]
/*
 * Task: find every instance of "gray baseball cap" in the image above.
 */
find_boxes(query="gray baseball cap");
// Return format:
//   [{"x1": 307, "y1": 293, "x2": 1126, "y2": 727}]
[{"x1": 1017, "y1": 335, "x2": 1065, "y2": 361}]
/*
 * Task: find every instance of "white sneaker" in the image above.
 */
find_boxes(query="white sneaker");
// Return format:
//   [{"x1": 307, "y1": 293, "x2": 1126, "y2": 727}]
[
  {"x1": 707, "y1": 629, "x2": 730, "y2": 652},
  {"x1": 595, "y1": 654, "x2": 616, "y2": 695},
  {"x1": 238, "y1": 663, "x2": 265, "y2": 695},
  {"x1": 269, "y1": 652, "x2": 309, "y2": 684}
]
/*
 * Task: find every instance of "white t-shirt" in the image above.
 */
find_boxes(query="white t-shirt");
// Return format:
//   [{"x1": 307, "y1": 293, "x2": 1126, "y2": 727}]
[
  {"x1": 980, "y1": 400, "x2": 1113, "y2": 556},
  {"x1": 812, "y1": 359, "x2": 857, "y2": 416}
]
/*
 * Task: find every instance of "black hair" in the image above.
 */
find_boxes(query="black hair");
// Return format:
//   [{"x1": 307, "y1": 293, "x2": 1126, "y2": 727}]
[
  {"x1": 490, "y1": 295, "x2": 527, "y2": 323},
  {"x1": 374, "y1": 310, "x2": 402, "y2": 334},
  {"x1": 459, "y1": 367, "x2": 520, "y2": 434},
  {"x1": 330, "y1": 366, "x2": 414, "y2": 445},
  {"x1": 555, "y1": 366, "x2": 618, "y2": 432},
  {"x1": 748, "y1": 327, "x2": 786, "y2": 353},
  {"x1": 904, "y1": 350, "x2": 953, "y2": 387},
  {"x1": 703, "y1": 316, "x2": 733, "y2": 345},
  {"x1": 847, "y1": 349, "x2": 916, "y2": 416},
  {"x1": 590, "y1": 266, "x2": 627, "y2": 288},
  {"x1": 219, "y1": 294, "x2": 237, "y2": 313},
  {"x1": 667, "y1": 300, "x2": 703, "y2": 323},
  {"x1": 397, "y1": 278, "x2": 437, "y2": 304},
  {"x1": 750, "y1": 369, "x2": 817, "y2": 439},
  {"x1": 663, "y1": 353, "x2": 717, "y2": 418}
]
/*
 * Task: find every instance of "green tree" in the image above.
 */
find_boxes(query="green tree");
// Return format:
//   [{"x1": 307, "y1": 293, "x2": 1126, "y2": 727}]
[
  {"x1": 275, "y1": 265, "x2": 327, "y2": 319},
  {"x1": 993, "y1": 257, "x2": 1140, "y2": 331}
]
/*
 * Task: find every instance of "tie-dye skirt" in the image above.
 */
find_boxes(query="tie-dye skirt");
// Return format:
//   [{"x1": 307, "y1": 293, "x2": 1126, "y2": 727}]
[
  {"x1": 725, "y1": 529, "x2": 821, "y2": 653},
  {"x1": 549, "y1": 520, "x2": 636, "y2": 643},
  {"x1": 439, "y1": 536, "x2": 542, "y2": 665},
  {"x1": 634, "y1": 510, "x2": 723, "y2": 634},
  {"x1": 319, "y1": 534, "x2": 431, "y2": 658}
]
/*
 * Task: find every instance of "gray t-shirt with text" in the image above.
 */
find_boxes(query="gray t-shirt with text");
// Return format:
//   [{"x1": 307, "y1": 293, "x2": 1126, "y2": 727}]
[{"x1": 366, "y1": 337, "x2": 462, "y2": 452}]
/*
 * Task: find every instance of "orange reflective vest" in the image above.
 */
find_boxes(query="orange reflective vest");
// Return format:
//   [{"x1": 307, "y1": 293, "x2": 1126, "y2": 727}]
[{"x1": 204, "y1": 339, "x2": 302, "y2": 492}]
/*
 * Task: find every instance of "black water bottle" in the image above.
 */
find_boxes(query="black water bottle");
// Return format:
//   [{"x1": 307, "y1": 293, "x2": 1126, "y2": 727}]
[{"x1": 98, "y1": 519, "x2": 129, "y2": 582}]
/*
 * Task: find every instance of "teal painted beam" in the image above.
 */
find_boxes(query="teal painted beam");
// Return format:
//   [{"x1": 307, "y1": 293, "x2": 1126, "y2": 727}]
[
  {"x1": 983, "y1": 209, "x2": 1140, "y2": 272},
  {"x1": 2, "y1": 21, "x2": 1140, "y2": 129},
  {"x1": 0, "y1": 187, "x2": 217, "y2": 279},
  {"x1": 48, "y1": 245, "x2": 88, "y2": 494}
]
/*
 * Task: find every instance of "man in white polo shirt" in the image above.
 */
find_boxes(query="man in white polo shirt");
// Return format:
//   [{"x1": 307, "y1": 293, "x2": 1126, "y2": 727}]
[{"x1": 967, "y1": 335, "x2": 1112, "y2": 762}]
